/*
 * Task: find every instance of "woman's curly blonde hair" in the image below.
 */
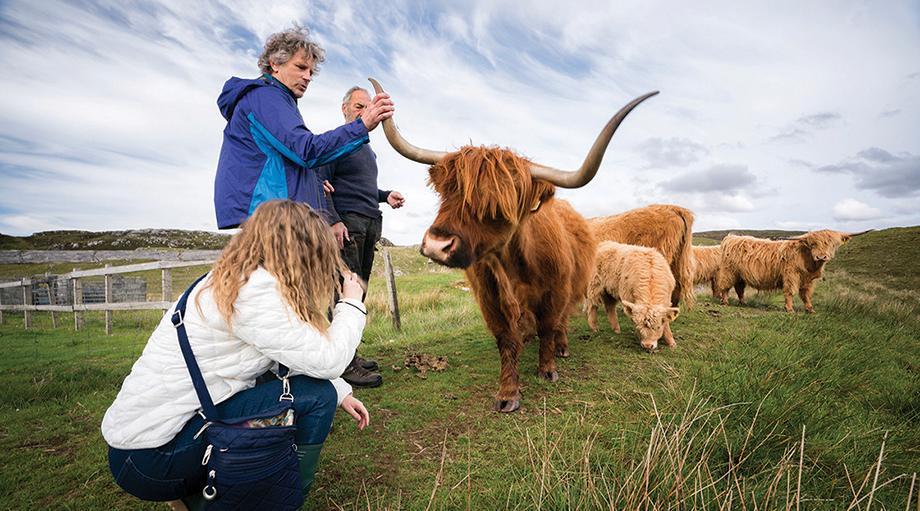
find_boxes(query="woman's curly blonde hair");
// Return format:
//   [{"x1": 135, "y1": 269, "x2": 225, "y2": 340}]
[{"x1": 199, "y1": 200, "x2": 347, "y2": 332}]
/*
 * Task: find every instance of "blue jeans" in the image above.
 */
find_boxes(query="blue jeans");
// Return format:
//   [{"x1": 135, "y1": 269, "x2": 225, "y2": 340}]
[{"x1": 108, "y1": 375, "x2": 337, "y2": 501}]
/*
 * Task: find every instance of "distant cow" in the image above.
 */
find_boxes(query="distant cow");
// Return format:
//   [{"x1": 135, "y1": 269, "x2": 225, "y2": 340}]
[
  {"x1": 691, "y1": 245, "x2": 722, "y2": 298},
  {"x1": 715, "y1": 230, "x2": 869, "y2": 312},
  {"x1": 369, "y1": 78, "x2": 658, "y2": 412},
  {"x1": 586, "y1": 241, "x2": 680, "y2": 351},
  {"x1": 590, "y1": 204, "x2": 695, "y2": 308}
]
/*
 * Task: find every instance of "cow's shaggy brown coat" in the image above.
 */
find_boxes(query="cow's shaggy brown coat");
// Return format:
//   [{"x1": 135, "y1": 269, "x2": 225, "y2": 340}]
[
  {"x1": 427, "y1": 147, "x2": 595, "y2": 412},
  {"x1": 586, "y1": 241, "x2": 679, "y2": 351},
  {"x1": 715, "y1": 230, "x2": 855, "y2": 312},
  {"x1": 590, "y1": 204, "x2": 695, "y2": 308},
  {"x1": 691, "y1": 245, "x2": 722, "y2": 297}
]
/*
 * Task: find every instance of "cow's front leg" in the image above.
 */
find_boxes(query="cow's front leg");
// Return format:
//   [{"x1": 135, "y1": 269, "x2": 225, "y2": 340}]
[
  {"x1": 602, "y1": 294, "x2": 621, "y2": 334},
  {"x1": 494, "y1": 334, "x2": 523, "y2": 412},
  {"x1": 662, "y1": 321, "x2": 677, "y2": 347},
  {"x1": 715, "y1": 269, "x2": 733, "y2": 305},
  {"x1": 734, "y1": 280, "x2": 746, "y2": 305},
  {"x1": 783, "y1": 279, "x2": 798, "y2": 313},
  {"x1": 537, "y1": 331, "x2": 559, "y2": 382},
  {"x1": 586, "y1": 302, "x2": 599, "y2": 332},
  {"x1": 799, "y1": 282, "x2": 815, "y2": 313}
]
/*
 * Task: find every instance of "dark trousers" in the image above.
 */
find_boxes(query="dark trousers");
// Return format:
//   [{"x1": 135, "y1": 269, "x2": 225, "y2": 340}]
[
  {"x1": 341, "y1": 212, "x2": 382, "y2": 283},
  {"x1": 107, "y1": 376, "x2": 337, "y2": 501}
]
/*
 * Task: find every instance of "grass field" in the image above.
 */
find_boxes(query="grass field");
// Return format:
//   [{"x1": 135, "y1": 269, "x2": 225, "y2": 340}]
[{"x1": 0, "y1": 228, "x2": 917, "y2": 510}]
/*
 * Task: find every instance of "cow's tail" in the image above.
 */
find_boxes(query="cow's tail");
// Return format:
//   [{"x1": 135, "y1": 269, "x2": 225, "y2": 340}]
[{"x1": 675, "y1": 207, "x2": 696, "y2": 309}]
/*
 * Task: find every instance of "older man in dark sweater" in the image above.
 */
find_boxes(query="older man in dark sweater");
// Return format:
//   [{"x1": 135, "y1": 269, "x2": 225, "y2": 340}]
[{"x1": 319, "y1": 86, "x2": 405, "y2": 387}]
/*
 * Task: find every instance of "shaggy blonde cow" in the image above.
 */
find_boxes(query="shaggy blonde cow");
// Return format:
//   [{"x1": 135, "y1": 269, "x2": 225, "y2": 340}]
[
  {"x1": 691, "y1": 245, "x2": 722, "y2": 297},
  {"x1": 590, "y1": 204, "x2": 695, "y2": 308},
  {"x1": 586, "y1": 241, "x2": 680, "y2": 351},
  {"x1": 715, "y1": 230, "x2": 868, "y2": 313}
]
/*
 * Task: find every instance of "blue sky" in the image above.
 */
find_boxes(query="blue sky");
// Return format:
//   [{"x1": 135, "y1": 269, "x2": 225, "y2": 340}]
[{"x1": 1, "y1": 0, "x2": 918, "y2": 244}]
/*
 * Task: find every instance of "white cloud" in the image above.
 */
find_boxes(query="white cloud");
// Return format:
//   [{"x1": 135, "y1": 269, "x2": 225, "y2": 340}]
[
  {"x1": 832, "y1": 199, "x2": 884, "y2": 222},
  {"x1": 0, "y1": 0, "x2": 918, "y2": 245}
]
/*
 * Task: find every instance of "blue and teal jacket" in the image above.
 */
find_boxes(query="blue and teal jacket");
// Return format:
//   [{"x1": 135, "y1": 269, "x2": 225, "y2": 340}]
[{"x1": 213, "y1": 74, "x2": 369, "y2": 229}]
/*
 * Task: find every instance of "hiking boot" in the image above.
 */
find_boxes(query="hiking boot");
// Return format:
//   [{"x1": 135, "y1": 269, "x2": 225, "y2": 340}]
[
  {"x1": 354, "y1": 354, "x2": 379, "y2": 371},
  {"x1": 341, "y1": 357, "x2": 383, "y2": 388}
]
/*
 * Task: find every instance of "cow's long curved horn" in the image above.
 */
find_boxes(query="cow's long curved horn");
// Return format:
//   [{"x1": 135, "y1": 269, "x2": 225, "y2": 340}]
[
  {"x1": 849, "y1": 229, "x2": 873, "y2": 237},
  {"x1": 368, "y1": 78, "x2": 447, "y2": 165},
  {"x1": 529, "y1": 91, "x2": 659, "y2": 188}
]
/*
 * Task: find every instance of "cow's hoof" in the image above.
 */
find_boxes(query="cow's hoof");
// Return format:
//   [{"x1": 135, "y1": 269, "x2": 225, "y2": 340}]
[
  {"x1": 805, "y1": 308, "x2": 815, "y2": 314},
  {"x1": 555, "y1": 347, "x2": 570, "y2": 358},
  {"x1": 494, "y1": 399, "x2": 521, "y2": 413},
  {"x1": 613, "y1": 327, "x2": 621, "y2": 334},
  {"x1": 539, "y1": 370, "x2": 559, "y2": 382}
]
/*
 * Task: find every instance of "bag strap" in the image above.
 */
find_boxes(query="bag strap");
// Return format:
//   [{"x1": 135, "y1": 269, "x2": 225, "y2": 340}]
[{"x1": 171, "y1": 273, "x2": 290, "y2": 422}]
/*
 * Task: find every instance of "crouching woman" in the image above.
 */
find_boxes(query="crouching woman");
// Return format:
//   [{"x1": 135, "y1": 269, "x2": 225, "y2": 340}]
[{"x1": 101, "y1": 200, "x2": 370, "y2": 508}]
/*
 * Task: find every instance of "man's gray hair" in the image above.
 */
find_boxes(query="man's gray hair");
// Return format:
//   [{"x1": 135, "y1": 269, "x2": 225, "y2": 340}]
[
  {"x1": 258, "y1": 24, "x2": 325, "y2": 75},
  {"x1": 342, "y1": 86, "x2": 369, "y2": 105}
]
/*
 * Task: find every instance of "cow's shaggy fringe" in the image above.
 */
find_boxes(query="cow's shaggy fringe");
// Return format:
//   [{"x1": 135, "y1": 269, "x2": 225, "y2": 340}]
[{"x1": 428, "y1": 146, "x2": 553, "y2": 226}]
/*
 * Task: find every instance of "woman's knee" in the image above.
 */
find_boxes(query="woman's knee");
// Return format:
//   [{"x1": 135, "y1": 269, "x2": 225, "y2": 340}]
[{"x1": 288, "y1": 376, "x2": 337, "y2": 443}]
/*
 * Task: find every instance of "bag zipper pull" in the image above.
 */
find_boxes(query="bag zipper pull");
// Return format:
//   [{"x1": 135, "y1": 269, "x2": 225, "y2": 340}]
[
  {"x1": 202, "y1": 469, "x2": 217, "y2": 500},
  {"x1": 193, "y1": 421, "x2": 212, "y2": 440},
  {"x1": 201, "y1": 444, "x2": 213, "y2": 465}
]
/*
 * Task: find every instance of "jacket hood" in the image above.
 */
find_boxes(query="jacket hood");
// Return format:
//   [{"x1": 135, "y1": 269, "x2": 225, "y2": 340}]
[{"x1": 217, "y1": 77, "x2": 267, "y2": 121}]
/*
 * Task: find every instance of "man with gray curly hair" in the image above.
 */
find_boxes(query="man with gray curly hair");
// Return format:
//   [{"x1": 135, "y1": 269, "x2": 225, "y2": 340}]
[{"x1": 214, "y1": 25, "x2": 394, "y2": 230}]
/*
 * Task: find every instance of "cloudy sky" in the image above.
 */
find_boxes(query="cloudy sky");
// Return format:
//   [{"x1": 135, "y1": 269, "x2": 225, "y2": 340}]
[{"x1": 1, "y1": 0, "x2": 918, "y2": 245}]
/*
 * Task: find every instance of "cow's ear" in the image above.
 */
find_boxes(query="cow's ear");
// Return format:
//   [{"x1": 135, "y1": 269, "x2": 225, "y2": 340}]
[
  {"x1": 666, "y1": 307, "x2": 680, "y2": 321},
  {"x1": 621, "y1": 300, "x2": 637, "y2": 316},
  {"x1": 841, "y1": 234, "x2": 852, "y2": 243}
]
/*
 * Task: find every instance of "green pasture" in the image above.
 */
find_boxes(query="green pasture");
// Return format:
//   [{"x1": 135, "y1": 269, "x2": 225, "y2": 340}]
[{"x1": 0, "y1": 228, "x2": 917, "y2": 509}]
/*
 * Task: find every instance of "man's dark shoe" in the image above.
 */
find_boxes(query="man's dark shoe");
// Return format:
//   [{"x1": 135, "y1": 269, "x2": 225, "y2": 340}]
[
  {"x1": 341, "y1": 358, "x2": 383, "y2": 388},
  {"x1": 355, "y1": 354, "x2": 379, "y2": 372}
]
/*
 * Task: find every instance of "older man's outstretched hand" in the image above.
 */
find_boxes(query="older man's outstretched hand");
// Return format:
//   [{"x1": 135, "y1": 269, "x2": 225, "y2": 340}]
[{"x1": 360, "y1": 93, "x2": 394, "y2": 132}]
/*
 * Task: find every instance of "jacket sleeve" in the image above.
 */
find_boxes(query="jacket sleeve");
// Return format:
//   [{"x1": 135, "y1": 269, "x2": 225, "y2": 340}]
[
  {"x1": 331, "y1": 377, "x2": 352, "y2": 406},
  {"x1": 246, "y1": 88, "x2": 369, "y2": 169},
  {"x1": 231, "y1": 271, "x2": 366, "y2": 379},
  {"x1": 377, "y1": 189, "x2": 391, "y2": 203},
  {"x1": 316, "y1": 163, "x2": 342, "y2": 224}
]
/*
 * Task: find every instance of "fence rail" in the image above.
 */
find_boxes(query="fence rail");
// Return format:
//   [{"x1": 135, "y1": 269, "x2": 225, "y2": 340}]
[{"x1": 0, "y1": 259, "x2": 215, "y2": 333}]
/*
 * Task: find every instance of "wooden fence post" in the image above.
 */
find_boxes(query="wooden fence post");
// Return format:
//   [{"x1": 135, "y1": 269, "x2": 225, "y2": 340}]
[
  {"x1": 104, "y1": 264, "x2": 113, "y2": 335},
  {"x1": 383, "y1": 249, "x2": 401, "y2": 331},
  {"x1": 22, "y1": 280, "x2": 32, "y2": 330},
  {"x1": 0, "y1": 286, "x2": 4, "y2": 325},
  {"x1": 73, "y1": 268, "x2": 83, "y2": 331},
  {"x1": 161, "y1": 268, "x2": 172, "y2": 313},
  {"x1": 45, "y1": 273, "x2": 58, "y2": 329}
]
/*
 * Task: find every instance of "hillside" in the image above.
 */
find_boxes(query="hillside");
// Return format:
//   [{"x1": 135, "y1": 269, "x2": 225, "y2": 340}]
[
  {"x1": 694, "y1": 229, "x2": 806, "y2": 243},
  {"x1": 0, "y1": 229, "x2": 232, "y2": 250},
  {"x1": 0, "y1": 229, "x2": 397, "y2": 251}
]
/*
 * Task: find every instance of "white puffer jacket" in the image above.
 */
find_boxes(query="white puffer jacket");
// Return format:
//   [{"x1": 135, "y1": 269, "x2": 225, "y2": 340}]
[{"x1": 101, "y1": 268, "x2": 366, "y2": 449}]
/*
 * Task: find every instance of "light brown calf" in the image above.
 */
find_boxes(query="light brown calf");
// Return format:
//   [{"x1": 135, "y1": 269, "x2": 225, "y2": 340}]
[
  {"x1": 590, "y1": 204, "x2": 695, "y2": 308},
  {"x1": 587, "y1": 241, "x2": 680, "y2": 351},
  {"x1": 691, "y1": 245, "x2": 722, "y2": 297},
  {"x1": 715, "y1": 230, "x2": 867, "y2": 313}
]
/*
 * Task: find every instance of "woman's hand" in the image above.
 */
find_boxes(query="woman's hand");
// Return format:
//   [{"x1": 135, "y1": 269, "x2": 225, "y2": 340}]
[
  {"x1": 342, "y1": 271, "x2": 365, "y2": 300},
  {"x1": 340, "y1": 394, "x2": 370, "y2": 430}
]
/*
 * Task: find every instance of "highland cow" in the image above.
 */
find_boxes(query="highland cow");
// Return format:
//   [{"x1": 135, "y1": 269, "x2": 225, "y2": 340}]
[
  {"x1": 590, "y1": 204, "x2": 695, "y2": 308},
  {"x1": 369, "y1": 78, "x2": 657, "y2": 412},
  {"x1": 586, "y1": 241, "x2": 680, "y2": 351},
  {"x1": 715, "y1": 230, "x2": 869, "y2": 313},
  {"x1": 691, "y1": 245, "x2": 722, "y2": 298}
]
